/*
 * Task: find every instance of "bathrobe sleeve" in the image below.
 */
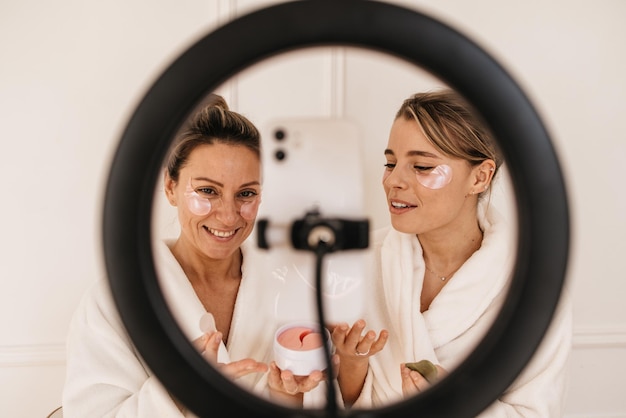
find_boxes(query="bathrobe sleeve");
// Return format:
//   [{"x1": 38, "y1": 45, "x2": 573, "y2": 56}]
[{"x1": 62, "y1": 279, "x2": 190, "y2": 418}]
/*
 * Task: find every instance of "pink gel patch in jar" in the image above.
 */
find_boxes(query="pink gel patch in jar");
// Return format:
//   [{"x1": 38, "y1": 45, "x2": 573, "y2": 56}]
[
  {"x1": 273, "y1": 322, "x2": 330, "y2": 375},
  {"x1": 277, "y1": 326, "x2": 323, "y2": 351},
  {"x1": 184, "y1": 180, "x2": 212, "y2": 216},
  {"x1": 416, "y1": 164, "x2": 453, "y2": 189}
]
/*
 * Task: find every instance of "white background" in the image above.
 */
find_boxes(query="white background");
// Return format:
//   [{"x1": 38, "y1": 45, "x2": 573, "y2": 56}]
[{"x1": 1, "y1": 1, "x2": 624, "y2": 417}]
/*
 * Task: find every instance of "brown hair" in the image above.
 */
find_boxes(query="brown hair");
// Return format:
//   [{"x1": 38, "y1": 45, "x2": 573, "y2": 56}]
[{"x1": 165, "y1": 94, "x2": 260, "y2": 182}]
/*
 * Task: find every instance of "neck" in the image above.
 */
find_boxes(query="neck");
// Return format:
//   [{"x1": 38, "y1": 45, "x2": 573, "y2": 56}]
[
  {"x1": 418, "y1": 211, "x2": 483, "y2": 276},
  {"x1": 170, "y1": 240, "x2": 243, "y2": 286}
]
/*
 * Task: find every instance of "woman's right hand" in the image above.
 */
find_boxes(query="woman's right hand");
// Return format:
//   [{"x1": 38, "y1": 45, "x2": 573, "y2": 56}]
[{"x1": 193, "y1": 331, "x2": 268, "y2": 379}]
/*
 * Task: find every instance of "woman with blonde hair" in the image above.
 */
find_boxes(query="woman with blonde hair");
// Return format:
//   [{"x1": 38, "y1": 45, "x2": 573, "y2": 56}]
[{"x1": 333, "y1": 90, "x2": 571, "y2": 416}]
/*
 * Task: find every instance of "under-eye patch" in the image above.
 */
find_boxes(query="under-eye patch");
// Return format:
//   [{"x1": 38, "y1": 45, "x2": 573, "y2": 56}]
[
  {"x1": 239, "y1": 196, "x2": 260, "y2": 221},
  {"x1": 184, "y1": 179, "x2": 213, "y2": 216},
  {"x1": 184, "y1": 178, "x2": 260, "y2": 220},
  {"x1": 416, "y1": 164, "x2": 452, "y2": 190}
]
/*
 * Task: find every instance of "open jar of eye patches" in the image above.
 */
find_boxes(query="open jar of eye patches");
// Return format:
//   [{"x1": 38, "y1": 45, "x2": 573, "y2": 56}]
[{"x1": 273, "y1": 322, "x2": 331, "y2": 376}]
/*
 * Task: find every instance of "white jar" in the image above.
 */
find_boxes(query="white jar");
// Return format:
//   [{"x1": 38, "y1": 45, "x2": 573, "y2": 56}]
[{"x1": 273, "y1": 321, "x2": 332, "y2": 376}]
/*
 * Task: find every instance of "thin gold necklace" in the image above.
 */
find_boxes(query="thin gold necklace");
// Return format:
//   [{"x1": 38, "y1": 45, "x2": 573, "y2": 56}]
[
  {"x1": 423, "y1": 229, "x2": 482, "y2": 281},
  {"x1": 424, "y1": 265, "x2": 452, "y2": 281}
]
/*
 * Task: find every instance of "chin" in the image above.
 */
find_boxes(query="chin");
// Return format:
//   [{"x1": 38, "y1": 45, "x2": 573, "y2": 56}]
[{"x1": 390, "y1": 218, "x2": 415, "y2": 235}]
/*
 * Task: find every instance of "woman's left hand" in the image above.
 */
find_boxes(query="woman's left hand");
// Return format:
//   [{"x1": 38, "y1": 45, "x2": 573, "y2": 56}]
[
  {"x1": 330, "y1": 320, "x2": 387, "y2": 405},
  {"x1": 400, "y1": 362, "x2": 448, "y2": 396},
  {"x1": 331, "y1": 319, "x2": 388, "y2": 361}
]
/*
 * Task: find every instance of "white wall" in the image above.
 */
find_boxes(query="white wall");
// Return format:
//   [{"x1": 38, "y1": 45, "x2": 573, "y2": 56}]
[{"x1": 1, "y1": 1, "x2": 624, "y2": 417}]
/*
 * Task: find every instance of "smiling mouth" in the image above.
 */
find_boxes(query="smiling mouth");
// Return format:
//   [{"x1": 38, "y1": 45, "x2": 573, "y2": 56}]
[
  {"x1": 206, "y1": 227, "x2": 237, "y2": 238},
  {"x1": 391, "y1": 200, "x2": 416, "y2": 209}
]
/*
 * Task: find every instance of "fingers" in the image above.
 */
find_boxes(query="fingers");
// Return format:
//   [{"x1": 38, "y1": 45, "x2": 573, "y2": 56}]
[
  {"x1": 405, "y1": 360, "x2": 438, "y2": 383},
  {"x1": 355, "y1": 327, "x2": 388, "y2": 358},
  {"x1": 268, "y1": 361, "x2": 329, "y2": 395},
  {"x1": 268, "y1": 362, "x2": 300, "y2": 395},
  {"x1": 400, "y1": 362, "x2": 446, "y2": 396},
  {"x1": 400, "y1": 363, "x2": 431, "y2": 395},
  {"x1": 331, "y1": 353, "x2": 340, "y2": 378},
  {"x1": 195, "y1": 331, "x2": 267, "y2": 379},
  {"x1": 369, "y1": 329, "x2": 389, "y2": 355},
  {"x1": 267, "y1": 362, "x2": 286, "y2": 391},
  {"x1": 192, "y1": 333, "x2": 210, "y2": 352},
  {"x1": 331, "y1": 323, "x2": 350, "y2": 349},
  {"x1": 332, "y1": 319, "x2": 388, "y2": 359},
  {"x1": 196, "y1": 331, "x2": 223, "y2": 364},
  {"x1": 344, "y1": 319, "x2": 367, "y2": 348},
  {"x1": 355, "y1": 329, "x2": 379, "y2": 356},
  {"x1": 221, "y1": 358, "x2": 268, "y2": 379},
  {"x1": 294, "y1": 370, "x2": 324, "y2": 393}
]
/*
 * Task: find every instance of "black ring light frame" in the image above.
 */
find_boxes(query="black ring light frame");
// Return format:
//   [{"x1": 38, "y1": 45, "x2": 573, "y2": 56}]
[{"x1": 103, "y1": 1, "x2": 569, "y2": 417}]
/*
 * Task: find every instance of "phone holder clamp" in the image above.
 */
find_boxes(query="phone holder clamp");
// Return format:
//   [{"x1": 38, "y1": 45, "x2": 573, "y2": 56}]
[{"x1": 257, "y1": 209, "x2": 369, "y2": 253}]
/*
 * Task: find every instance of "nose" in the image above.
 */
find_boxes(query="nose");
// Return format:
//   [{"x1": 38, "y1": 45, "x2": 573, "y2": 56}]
[
  {"x1": 214, "y1": 197, "x2": 239, "y2": 226},
  {"x1": 383, "y1": 165, "x2": 409, "y2": 190}
]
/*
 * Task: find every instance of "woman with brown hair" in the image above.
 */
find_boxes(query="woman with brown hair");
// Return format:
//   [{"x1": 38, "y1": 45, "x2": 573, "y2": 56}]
[{"x1": 63, "y1": 95, "x2": 324, "y2": 417}]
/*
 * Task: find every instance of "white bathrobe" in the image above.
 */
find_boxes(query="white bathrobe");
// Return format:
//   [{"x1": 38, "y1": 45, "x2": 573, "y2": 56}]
[
  {"x1": 62, "y1": 238, "x2": 323, "y2": 417},
  {"x1": 354, "y1": 203, "x2": 572, "y2": 417}
]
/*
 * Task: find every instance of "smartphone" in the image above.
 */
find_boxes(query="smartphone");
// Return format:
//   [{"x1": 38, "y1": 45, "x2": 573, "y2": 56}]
[{"x1": 255, "y1": 118, "x2": 369, "y2": 326}]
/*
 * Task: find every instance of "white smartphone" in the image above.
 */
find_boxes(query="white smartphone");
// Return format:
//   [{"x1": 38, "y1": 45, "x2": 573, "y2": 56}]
[{"x1": 255, "y1": 118, "x2": 370, "y2": 326}]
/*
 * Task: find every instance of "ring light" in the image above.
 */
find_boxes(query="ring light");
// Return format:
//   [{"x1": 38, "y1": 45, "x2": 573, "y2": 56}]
[{"x1": 103, "y1": 1, "x2": 569, "y2": 416}]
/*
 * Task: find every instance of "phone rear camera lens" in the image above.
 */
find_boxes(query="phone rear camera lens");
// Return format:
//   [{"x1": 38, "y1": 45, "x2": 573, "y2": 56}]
[
  {"x1": 274, "y1": 129, "x2": 286, "y2": 140},
  {"x1": 275, "y1": 149, "x2": 286, "y2": 161}
]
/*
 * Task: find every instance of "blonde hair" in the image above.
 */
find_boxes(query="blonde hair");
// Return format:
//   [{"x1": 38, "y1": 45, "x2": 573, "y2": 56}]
[{"x1": 396, "y1": 89, "x2": 502, "y2": 183}]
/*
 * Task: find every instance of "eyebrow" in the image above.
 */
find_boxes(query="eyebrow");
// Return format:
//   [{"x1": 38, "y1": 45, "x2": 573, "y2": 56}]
[
  {"x1": 193, "y1": 177, "x2": 261, "y2": 188},
  {"x1": 384, "y1": 149, "x2": 441, "y2": 159}
]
